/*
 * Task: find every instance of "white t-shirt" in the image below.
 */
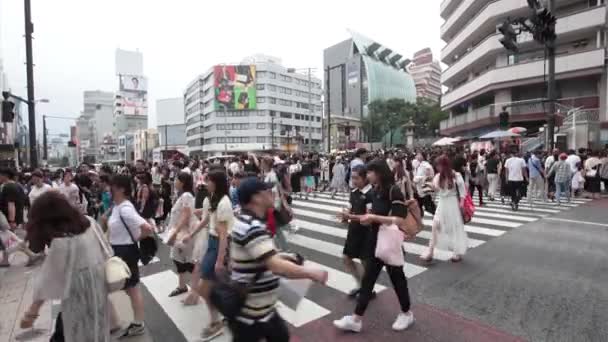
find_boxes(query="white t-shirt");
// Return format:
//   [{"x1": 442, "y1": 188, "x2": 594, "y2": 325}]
[
  {"x1": 505, "y1": 157, "x2": 526, "y2": 181},
  {"x1": 108, "y1": 200, "x2": 146, "y2": 245},
  {"x1": 28, "y1": 183, "x2": 51, "y2": 204},
  {"x1": 169, "y1": 192, "x2": 195, "y2": 229},
  {"x1": 566, "y1": 154, "x2": 581, "y2": 173},
  {"x1": 202, "y1": 195, "x2": 234, "y2": 237},
  {"x1": 58, "y1": 183, "x2": 83, "y2": 211},
  {"x1": 229, "y1": 162, "x2": 241, "y2": 175}
]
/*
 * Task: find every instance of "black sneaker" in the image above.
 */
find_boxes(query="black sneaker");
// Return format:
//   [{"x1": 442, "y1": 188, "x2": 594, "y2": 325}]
[{"x1": 120, "y1": 322, "x2": 145, "y2": 338}]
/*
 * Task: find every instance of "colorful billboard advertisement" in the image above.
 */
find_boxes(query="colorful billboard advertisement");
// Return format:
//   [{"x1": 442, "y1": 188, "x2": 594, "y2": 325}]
[
  {"x1": 214, "y1": 65, "x2": 256, "y2": 110},
  {"x1": 120, "y1": 75, "x2": 148, "y2": 92}
]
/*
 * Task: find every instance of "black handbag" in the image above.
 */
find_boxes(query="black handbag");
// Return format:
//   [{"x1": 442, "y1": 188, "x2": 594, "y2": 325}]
[
  {"x1": 120, "y1": 210, "x2": 158, "y2": 266},
  {"x1": 210, "y1": 272, "x2": 263, "y2": 321}
]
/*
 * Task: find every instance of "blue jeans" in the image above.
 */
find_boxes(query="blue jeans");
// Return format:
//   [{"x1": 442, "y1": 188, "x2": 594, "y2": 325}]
[{"x1": 555, "y1": 181, "x2": 570, "y2": 203}]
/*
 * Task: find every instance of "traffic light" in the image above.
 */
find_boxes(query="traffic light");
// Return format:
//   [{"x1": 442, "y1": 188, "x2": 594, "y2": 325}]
[
  {"x1": 1, "y1": 92, "x2": 15, "y2": 123},
  {"x1": 527, "y1": 0, "x2": 540, "y2": 10},
  {"x1": 67, "y1": 141, "x2": 76, "y2": 147},
  {"x1": 498, "y1": 21, "x2": 519, "y2": 53},
  {"x1": 499, "y1": 109, "x2": 510, "y2": 130},
  {"x1": 531, "y1": 8, "x2": 557, "y2": 43}
]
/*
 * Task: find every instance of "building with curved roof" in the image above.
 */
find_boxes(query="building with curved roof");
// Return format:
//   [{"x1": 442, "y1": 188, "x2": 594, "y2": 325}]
[{"x1": 323, "y1": 30, "x2": 417, "y2": 149}]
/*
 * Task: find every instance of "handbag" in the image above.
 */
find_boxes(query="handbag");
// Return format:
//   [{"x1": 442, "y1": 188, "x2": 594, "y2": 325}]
[
  {"x1": 375, "y1": 223, "x2": 405, "y2": 266},
  {"x1": 389, "y1": 185, "x2": 423, "y2": 238},
  {"x1": 119, "y1": 208, "x2": 158, "y2": 266},
  {"x1": 455, "y1": 181, "x2": 474, "y2": 224},
  {"x1": 90, "y1": 217, "x2": 131, "y2": 292},
  {"x1": 210, "y1": 271, "x2": 263, "y2": 320}
]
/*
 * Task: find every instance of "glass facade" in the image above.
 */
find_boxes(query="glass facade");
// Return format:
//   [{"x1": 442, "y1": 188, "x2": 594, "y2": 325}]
[{"x1": 362, "y1": 55, "x2": 417, "y2": 106}]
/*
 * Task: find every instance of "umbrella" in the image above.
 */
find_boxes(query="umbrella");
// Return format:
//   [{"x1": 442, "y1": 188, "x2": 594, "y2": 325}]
[
  {"x1": 479, "y1": 130, "x2": 520, "y2": 139},
  {"x1": 508, "y1": 127, "x2": 527, "y2": 134},
  {"x1": 432, "y1": 137, "x2": 459, "y2": 146}
]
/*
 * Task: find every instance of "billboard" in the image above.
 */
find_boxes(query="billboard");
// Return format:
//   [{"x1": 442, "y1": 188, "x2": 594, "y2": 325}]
[
  {"x1": 120, "y1": 75, "x2": 148, "y2": 92},
  {"x1": 121, "y1": 93, "x2": 148, "y2": 115},
  {"x1": 214, "y1": 65, "x2": 256, "y2": 110}
]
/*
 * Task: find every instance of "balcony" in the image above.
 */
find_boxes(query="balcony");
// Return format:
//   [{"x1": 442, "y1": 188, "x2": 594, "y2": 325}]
[
  {"x1": 442, "y1": 48, "x2": 605, "y2": 109},
  {"x1": 441, "y1": 0, "x2": 464, "y2": 19},
  {"x1": 441, "y1": 0, "x2": 487, "y2": 41},
  {"x1": 443, "y1": 6, "x2": 606, "y2": 87},
  {"x1": 440, "y1": 95, "x2": 599, "y2": 134}
]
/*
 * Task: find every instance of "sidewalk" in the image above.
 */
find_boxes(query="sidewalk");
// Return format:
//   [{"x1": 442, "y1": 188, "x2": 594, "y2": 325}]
[{"x1": 0, "y1": 254, "x2": 152, "y2": 342}]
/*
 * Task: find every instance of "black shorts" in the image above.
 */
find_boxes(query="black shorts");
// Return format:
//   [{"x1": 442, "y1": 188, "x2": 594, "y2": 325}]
[
  {"x1": 343, "y1": 224, "x2": 370, "y2": 260},
  {"x1": 173, "y1": 260, "x2": 195, "y2": 274},
  {"x1": 112, "y1": 244, "x2": 140, "y2": 289}
]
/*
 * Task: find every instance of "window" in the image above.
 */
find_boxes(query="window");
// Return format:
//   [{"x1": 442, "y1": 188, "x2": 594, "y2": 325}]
[
  {"x1": 257, "y1": 137, "x2": 266, "y2": 143},
  {"x1": 257, "y1": 123, "x2": 266, "y2": 129},
  {"x1": 268, "y1": 84, "x2": 276, "y2": 92},
  {"x1": 258, "y1": 97, "x2": 266, "y2": 103},
  {"x1": 295, "y1": 114, "x2": 301, "y2": 120},
  {"x1": 316, "y1": 116, "x2": 321, "y2": 122},
  {"x1": 281, "y1": 75, "x2": 292, "y2": 83},
  {"x1": 279, "y1": 99, "x2": 292, "y2": 106},
  {"x1": 269, "y1": 72, "x2": 276, "y2": 79},
  {"x1": 257, "y1": 71, "x2": 266, "y2": 78},
  {"x1": 280, "y1": 112, "x2": 292, "y2": 119},
  {"x1": 269, "y1": 98, "x2": 276, "y2": 104},
  {"x1": 256, "y1": 84, "x2": 265, "y2": 90},
  {"x1": 284, "y1": 88, "x2": 292, "y2": 95},
  {"x1": 270, "y1": 110, "x2": 277, "y2": 117},
  {"x1": 257, "y1": 111, "x2": 266, "y2": 116}
]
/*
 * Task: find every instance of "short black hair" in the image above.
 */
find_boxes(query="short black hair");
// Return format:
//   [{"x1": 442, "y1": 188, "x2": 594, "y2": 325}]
[{"x1": 0, "y1": 167, "x2": 16, "y2": 179}]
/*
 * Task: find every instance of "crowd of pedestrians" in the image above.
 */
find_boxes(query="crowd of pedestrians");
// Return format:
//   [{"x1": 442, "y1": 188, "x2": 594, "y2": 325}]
[{"x1": 0, "y1": 143, "x2": 606, "y2": 341}]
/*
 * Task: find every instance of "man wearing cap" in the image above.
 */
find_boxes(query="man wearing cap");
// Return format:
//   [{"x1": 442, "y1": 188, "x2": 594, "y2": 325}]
[
  {"x1": 229, "y1": 177, "x2": 328, "y2": 341},
  {"x1": 28, "y1": 170, "x2": 51, "y2": 205}
]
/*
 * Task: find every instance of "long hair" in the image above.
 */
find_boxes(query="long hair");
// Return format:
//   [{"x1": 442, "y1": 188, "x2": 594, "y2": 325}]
[
  {"x1": 25, "y1": 191, "x2": 90, "y2": 253},
  {"x1": 208, "y1": 169, "x2": 229, "y2": 211},
  {"x1": 393, "y1": 159, "x2": 405, "y2": 181},
  {"x1": 366, "y1": 158, "x2": 394, "y2": 196},
  {"x1": 436, "y1": 155, "x2": 455, "y2": 189}
]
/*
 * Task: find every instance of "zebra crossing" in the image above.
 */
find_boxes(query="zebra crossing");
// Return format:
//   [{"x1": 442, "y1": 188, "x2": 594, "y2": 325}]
[{"x1": 134, "y1": 191, "x2": 592, "y2": 341}]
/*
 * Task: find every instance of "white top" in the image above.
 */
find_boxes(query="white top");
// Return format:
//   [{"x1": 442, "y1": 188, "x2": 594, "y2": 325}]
[
  {"x1": 566, "y1": 154, "x2": 581, "y2": 173},
  {"x1": 413, "y1": 160, "x2": 434, "y2": 194},
  {"x1": 229, "y1": 162, "x2": 241, "y2": 175},
  {"x1": 29, "y1": 183, "x2": 51, "y2": 205},
  {"x1": 108, "y1": 200, "x2": 146, "y2": 245},
  {"x1": 544, "y1": 155, "x2": 556, "y2": 171},
  {"x1": 169, "y1": 192, "x2": 198, "y2": 263},
  {"x1": 505, "y1": 157, "x2": 526, "y2": 181},
  {"x1": 202, "y1": 195, "x2": 234, "y2": 237},
  {"x1": 572, "y1": 171, "x2": 585, "y2": 189},
  {"x1": 169, "y1": 192, "x2": 195, "y2": 229},
  {"x1": 151, "y1": 167, "x2": 162, "y2": 185},
  {"x1": 584, "y1": 157, "x2": 601, "y2": 177},
  {"x1": 58, "y1": 183, "x2": 86, "y2": 213}
]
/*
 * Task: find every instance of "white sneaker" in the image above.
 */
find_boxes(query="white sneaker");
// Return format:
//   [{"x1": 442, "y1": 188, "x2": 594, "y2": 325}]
[
  {"x1": 392, "y1": 312, "x2": 414, "y2": 331},
  {"x1": 333, "y1": 315, "x2": 362, "y2": 332}
]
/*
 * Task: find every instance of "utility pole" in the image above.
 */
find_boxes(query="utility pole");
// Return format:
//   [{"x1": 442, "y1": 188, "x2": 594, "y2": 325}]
[
  {"x1": 270, "y1": 115, "x2": 275, "y2": 150},
  {"x1": 546, "y1": 0, "x2": 556, "y2": 150},
  {"x1": 42, "y1": 115, "x2": 47, "y2": 161},
  {"x1": 325, "y1": 66, "x2": 331, "y2": 153},
  {"x1": 24, "y1": 0, "x2": 37, "y2": 167},
  {"x1": 164, "y1": 125, "x2": 168, "y2": 162},
  {"x1": 307, "y1": 68, "x2": 313, "y2": 152}
]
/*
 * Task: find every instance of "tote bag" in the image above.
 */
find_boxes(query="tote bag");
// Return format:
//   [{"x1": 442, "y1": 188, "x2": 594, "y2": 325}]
[{"x1": 375, "y1": 223, "x2": 405, "y2": 266}]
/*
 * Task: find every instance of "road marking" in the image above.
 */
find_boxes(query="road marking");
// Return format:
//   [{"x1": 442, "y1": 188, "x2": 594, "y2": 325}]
[
  {"x1": 141, "y1": 270, "x2": 233, "y2": 341},
  {"x1": 288, "y1": 233, "x2": 428, "y2": 278},
  {"x1": 276, "y1": 299, "x2": 330, "y2": 328},
  {"x1": 544, "y1": 217, "x2": 608, "y2": 227},
  {"x1": 303, "y1": 260, "x2": 386, "y2": 294}
]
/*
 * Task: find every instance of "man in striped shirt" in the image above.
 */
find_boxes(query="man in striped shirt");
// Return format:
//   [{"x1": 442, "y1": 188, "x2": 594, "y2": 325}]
[{"x1": 230, "y1": 177, "x2": 328, "y2": 342}]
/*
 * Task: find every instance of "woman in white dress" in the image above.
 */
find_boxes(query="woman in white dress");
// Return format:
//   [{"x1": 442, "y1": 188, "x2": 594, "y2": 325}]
[
  {"x1": 330, "y1": 157, "x2": 348, "y2": 198},
  {"x1": 21, "y1": 191, "x2": 110, "y2": 341},
  {"x1": 421, "y1": 155, "x2": 468, "y2": 263}
]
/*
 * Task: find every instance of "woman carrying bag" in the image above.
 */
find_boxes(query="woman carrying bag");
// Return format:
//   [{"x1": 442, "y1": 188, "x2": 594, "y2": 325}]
[{"x1": 334, "y1": 159, "x2": 414, "y2": 333}]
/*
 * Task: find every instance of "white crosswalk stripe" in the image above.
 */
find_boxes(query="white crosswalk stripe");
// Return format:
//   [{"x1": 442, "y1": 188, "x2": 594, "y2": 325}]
[{"x1": 135, "y1": 189, "x2": 590, "y2": 338}]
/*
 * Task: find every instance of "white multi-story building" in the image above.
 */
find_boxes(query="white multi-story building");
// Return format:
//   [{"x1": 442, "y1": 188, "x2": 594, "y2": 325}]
[
  {"x1": 184, "y1": 55, "x2": 323, "y2": 157},
  {"x1": 440, "y1": 0, "x2": 608, "y2": 143},
  {"x1": 408, "y1": 48, "x2": 442, "y2": 103},
  {"x1": 113, "y1": 49, "x2": 148, "y2": 139}
]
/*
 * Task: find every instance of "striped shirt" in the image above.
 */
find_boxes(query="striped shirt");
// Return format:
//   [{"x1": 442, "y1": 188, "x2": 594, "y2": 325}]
[{"x1": 230, "y1": 210, "x2": 279, "y2": 324}]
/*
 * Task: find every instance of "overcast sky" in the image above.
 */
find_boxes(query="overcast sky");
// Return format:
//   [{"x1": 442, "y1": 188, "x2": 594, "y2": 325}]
[{"x1": 1, "y1": 0, "x2": 444, "y2": 136}]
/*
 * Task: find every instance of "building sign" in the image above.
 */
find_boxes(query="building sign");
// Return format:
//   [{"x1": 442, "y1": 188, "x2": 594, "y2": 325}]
[{"x1": 214, "y1": 65, "x2": 257, "y2": 110}]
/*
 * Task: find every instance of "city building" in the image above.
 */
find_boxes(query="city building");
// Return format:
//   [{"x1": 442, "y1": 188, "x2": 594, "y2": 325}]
[
  {"x1": 118, "y1": 132, "x2": 135, "y2": 163},
  {"x1": 407, "y1": 48, "x2": 442, "y2": 103},
  {"x1": 76, "y1": 90, "x2": 114, "y2": 162},
  {"x1": 439, "y1": 0, "x2": 607, "y2": 145},
  {"x1": 156, "y1": 97, "x2": 187, "y2": 161},
  {"x1": 133, "y1": 128, "x2": 158, "y2": 162},
  {"x1": 184, "y1": 55, "x2": 323, "y2": 157},
  {"x1": 99, "y1": 135, "x2": 119, "y2": 162},
  {"x1": 323, "y1": 29, "x2": 417, "y2": 151},
  {"x1": 113, "y1": 49, "x2": 148, "y2": 139}
]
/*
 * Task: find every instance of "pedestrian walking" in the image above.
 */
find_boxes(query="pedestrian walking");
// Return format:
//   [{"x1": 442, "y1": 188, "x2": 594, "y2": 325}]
[
  {"x1": 334, "y1": 159, "x2": 414, "y2": 333},
  {"x1": 584, "y1": 151, "x2": 602, "y2": 199},
  {"x1": 548, "y1": 153, "x2": 572, "y2": 204},
  {"x1": 485, "y1": 151, "x2": 500, "y2": 201},
  {"x1": 330, "y1": 157, "x2": 348, "y2": 197},
  {"x1": 527, "y1": 150, "x2": 545, "y2": 207},
  {"x1": 413, "y1": 152, "x2": 436, "y2": 215},
  {"x1": 421, "y1": 155, "x2": 468, "y2": 263},
  {"x1": 504, "y1": 151, "x2": 528, "y2": 211},
  {"x1": 22, "y1": 191, "x2": 111, "y2": 342}
]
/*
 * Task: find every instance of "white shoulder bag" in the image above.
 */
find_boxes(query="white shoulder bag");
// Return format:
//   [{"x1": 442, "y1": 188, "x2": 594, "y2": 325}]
[{"x1": 89, "y1": 217, "x2": 131, "y2": 292}]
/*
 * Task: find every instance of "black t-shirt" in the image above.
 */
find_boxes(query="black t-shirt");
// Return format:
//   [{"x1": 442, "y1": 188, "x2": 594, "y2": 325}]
[
  {"x1": 301, "y1": 161, "x2": 313, "y2": 176},
  {"x1": 244, "y1": 162, "x2": 260, "y2": 174},
  {"x1": 366, "y1": 185, "x2": 407, "y2": 256},
  {"x1": 75, "y1": 174, "x2": 92, "y2": 189},
  {"x1": 486, "y1": 158, "x2": 499, "y2": 174},
  {"x1": 0, "y1": 182, "x2": 25, "y2": 224}
]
